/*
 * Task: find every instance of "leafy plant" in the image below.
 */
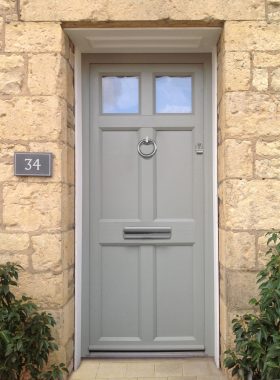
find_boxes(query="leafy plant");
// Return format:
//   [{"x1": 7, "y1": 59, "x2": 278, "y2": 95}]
[
  {"x1": 224, "y1": 231, "x2": 280, "y2": 380},
  {"x1": 0, "y1": 262, "x2": 68, "y2": 380}
]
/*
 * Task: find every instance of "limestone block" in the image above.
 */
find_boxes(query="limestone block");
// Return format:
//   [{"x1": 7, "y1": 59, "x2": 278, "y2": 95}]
[
  {"x1": 31, "y1": 233, "x2": 62, "y2": 271},
  {"x1": 271, "y1": 67, "x2": 280, "y2": 91},
  {"x1": 221, "y1": 179, "x2": 280, "y2": 229},
  {"x1": 0, "y1": 55, "x2": 24, "y2": 95},
  {"x1": 256, "y1": 234, "x2": 270, "y2": 268},
  {"x1": 5, "y1": 22, "x2": 65, "y2": 53},
  {"x1": 219, "y1": 230, "x2": 256, "y2": 269},
  {"x1": 256, "y1": 139, "x2": 280, "y2": 156},
  {"x1": 19, "y1": 0, "x2": 265, "y2": 21},
  {"x1": 62, "y1": 145, "x2": 75, "y2": 185},
  {"x1": 252, "y1": 68, "x2": 268, "y2": 91},
  {"x1": 63, "y1": 229, "x2": 74, "y2": 268},
  {"x1": 0, "y1": 96, "x2": 67, "y2": 142},
  {"x1": 223, "y1": 92, "x2": 280, "y2": 139},
  {"x1": 253, "y1": 52, "x2": 280, "y2": 68},
  {"x1": 66, "y1": 63, "x2": 74, "y2": 107},
  {"x1": 0, "y1": 17, "x2": 4, "y2": 51},
  {"x1": 267, "y1": 0, "x2": 280, "y2": 20},
  {"x1": 28, "y1": 53, "x2": 68, "y2": 97},
  {"x1": 226, "y1": 270, "x2": 259, "y2": 310},
  {"x1": 3, "y1": 183, "x2": 62, "y2": 232},
  {"x1": 0, "y1": 143, "x2": 27, "y2": 181},
  {"x1": 0, "y1": 232, "x2": 29, "y2": 251},
  {"x1": 224, "y1": 52, "x2": 251, "y2": 91},
  {"x1": 222, "y1": 139, "x2": 253, "y2": 178},
  {"x1": 0, "y1": 0, "x2": 16, "y2": 13},
  {"x1": 0, "y1": 252, "x2": 29, "y2": 269},
  {"x1": 51, "y1": 297, "x2": 74, "y2": 345},
  {"x1": 61, "y1": 185, "x2": 74, "y2": 229},
  {"x1": 17, "y1": 270, "x2": 66, "y2": 307},
  {"x1": 224, "y1": 22, "x2": 280, "y2": 51},
  {"x1": 255, "y1": 158, "x2": 280, "y2": 179}
]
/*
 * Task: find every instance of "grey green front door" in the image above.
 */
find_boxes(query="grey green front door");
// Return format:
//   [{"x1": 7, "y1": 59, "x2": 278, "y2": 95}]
[{"x1": 88, "y1": 63, "x2": 207, "y2": 351}]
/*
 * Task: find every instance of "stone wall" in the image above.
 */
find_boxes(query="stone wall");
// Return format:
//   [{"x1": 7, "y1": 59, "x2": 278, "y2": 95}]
[
  {"x1": 0, "y1": 0, "x2": 75, "y2": 370},
  {"x1": 1, "y1": 0, "x2": 280, "y2": 377}
]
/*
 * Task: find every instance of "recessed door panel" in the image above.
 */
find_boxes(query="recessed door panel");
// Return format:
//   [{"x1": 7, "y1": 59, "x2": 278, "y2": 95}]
[{"x1": 156, "y1": 130, "x2": 193, "y2": 219}]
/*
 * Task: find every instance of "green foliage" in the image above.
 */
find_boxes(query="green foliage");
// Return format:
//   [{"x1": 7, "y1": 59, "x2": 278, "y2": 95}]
[
  {"x1": 224, "y1": 231, "x2": 280, "y2": 380},
  {"x1": 0, "y1": 262, "x2": 68, "y2": 380}
]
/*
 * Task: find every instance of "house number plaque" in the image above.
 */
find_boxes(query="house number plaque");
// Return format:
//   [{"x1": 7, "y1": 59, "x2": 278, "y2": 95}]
[{"x1": 14, "y1": 152, "x2": 52, "y2": 177}]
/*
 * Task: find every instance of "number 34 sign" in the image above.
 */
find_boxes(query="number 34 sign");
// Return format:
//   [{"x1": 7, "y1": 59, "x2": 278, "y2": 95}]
[{"x1": 14, "y1": 153, "x2": 52, "y2": 177}]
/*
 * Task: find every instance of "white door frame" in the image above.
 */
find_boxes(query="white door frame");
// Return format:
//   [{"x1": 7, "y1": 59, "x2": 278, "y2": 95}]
[{"x1": 69, "y1": 27, "x2": 221, "y2": 369}]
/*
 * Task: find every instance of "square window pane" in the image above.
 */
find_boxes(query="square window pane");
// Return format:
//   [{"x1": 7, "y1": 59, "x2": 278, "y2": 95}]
[
  {"x1": 102, "y1": 76, "x2": 139, "y2": 114},
  {"x1": 155, "y1": 76, "x2": 192, "y2": 113}
]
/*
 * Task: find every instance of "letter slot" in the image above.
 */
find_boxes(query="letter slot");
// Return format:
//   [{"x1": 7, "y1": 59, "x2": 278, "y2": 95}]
[{"x1": 123, "y1": 227, "x2": 172, "y2": 239}]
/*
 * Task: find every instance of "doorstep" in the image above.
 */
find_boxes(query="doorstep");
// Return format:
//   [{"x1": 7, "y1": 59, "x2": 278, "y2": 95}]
[{"x1": 70, "y1": 357, "x2": 226, "y2": 379}]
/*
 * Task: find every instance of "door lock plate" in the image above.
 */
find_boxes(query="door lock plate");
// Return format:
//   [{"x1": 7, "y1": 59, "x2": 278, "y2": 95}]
[{"x1": 195, "y1": 143, "x2": 204, "y2": 154}]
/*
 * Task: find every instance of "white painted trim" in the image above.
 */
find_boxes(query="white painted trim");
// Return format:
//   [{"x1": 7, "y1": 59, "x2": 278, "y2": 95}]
[
  {"x1": 72, "y1": 29, "x2": 221, "y2": 370},
  {"x1": 212, "y1": 46, "x2": 220, "y2": 368},
  {"x1": 74, "y1": 48, "x2": 82, "y2": 370}
]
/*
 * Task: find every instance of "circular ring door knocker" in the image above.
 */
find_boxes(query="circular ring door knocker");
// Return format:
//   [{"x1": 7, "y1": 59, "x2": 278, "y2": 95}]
[{"x1": 137, "y1": 137, "x2": 157, "y2": 158}]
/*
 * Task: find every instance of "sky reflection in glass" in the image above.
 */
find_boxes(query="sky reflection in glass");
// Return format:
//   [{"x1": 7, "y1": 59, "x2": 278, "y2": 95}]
[
  {"x1": 102, "y1": 76, "x2": 139, "y2": 114},
  {"x1": 156, "y1": 76, "x2": 192, "y2": 113}
]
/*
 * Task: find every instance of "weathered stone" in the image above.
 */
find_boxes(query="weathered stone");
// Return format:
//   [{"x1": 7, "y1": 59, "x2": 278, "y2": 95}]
[
  {"x1": 0, "y1": 232, "x2": 29, "y2": 251},
  {"x1": 267, "y1": 0, "x2": 280, "y2": 21},
  {"x1": 219, "y1": 230, "x2": 256, "y2": 270},
  {"x1": 3, "y1": 183, "x2": 62, "y2": 232},
  {"x1": 19, "y1": 0, "x2": 265, "y2": 21},
  {"x1": 62, "y1": 230, "x2": 74, "y2": 268},
  {"x1": 0, "y1": 17, "x2": 4, "y2": 51},
  {"x1": 0, "y1": 96, "x2": 67, "y2": 142},
  {"x1": 66, "y1": 63, "x2": 74, "y2": 107},
  {"x1": 0, "y1": 55, "x2": 24, "y2": 95},
  {"x1": 223, "y1": 92, "x2": 280, "y2": 139},
  {"x1": 220, "y1": 180, "x2": 280, "y2": 229},
  {"x1": 224, "y1": 22, "x2": 280, "y2": 51},
  {"x1": 0, "y1": 143, "x2": 27, "y2": 181},
  {"x1": 0, "y1": 252, "x2": 29, "y2": 269},
  {"x1": 252, "y1": 68, "x2": 268, "y2": 91},
  {"x1": 0, "y1": 0, "x2": 16, "y2": 13},
  {"x1": 61, "y1": 185, "x2": 74, "y2": 229},
  {"x1": 31, "y1": 233, "x2": 62, "y2": 271},
  {"x1": 226, "y1": 270, "x2": 259, "y2": 310},
  {"x1": 5, "y1": 22, "x2": 65, "y2": 53},
  {"x1": 255, "y1": 158, "x2": 280, "y2": 179},
  {"x1": 222, "y1": 140, "x2": 253, "y2": 178},
  {"x1": 253, "y1": 52, "x2": 280, "y2": 68},
  {"x1": 271, "y1": 68, "x2": 280, "y2": 91},
  {"x1": 28, "y1": 53, "x2": 68, "y2": 97},
  {"x1": 256, "y1": 140, "x2": 280, "y2": 157},
  {"x1": 256, "y1": 235, "x2": 270, "y2": 268},
  {"x1": 17, "y1": 270, "x2": 67, "y2": 307},
  {"x1": 223, "y1": 51, "x2": 251, "y2": 91}
]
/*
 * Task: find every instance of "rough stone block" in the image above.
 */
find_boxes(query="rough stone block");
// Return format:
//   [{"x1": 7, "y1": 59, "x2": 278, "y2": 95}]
[
  {"x1": 3, "y1": 183, "x2": 62, "y2": 232},
  {"x1": 62, "y1": 229, "x2": 74, "y2": 268},
  {"x1": 267, "y1": 0, "x2": 280, "y2": 21},
  {"x1": 0, "y1": 55, "x2": 24, "y2": 95},
  {"x1": 219, "y1": 230, "x2": 256, "y2": 269},
  {"x1": 0, "y1": 143, "x2": 28, "y2": 181},
  {"x1": 223, "y1": 92, "x2": 280, "y2": 139},
  {"x1": 19, "y1": 0, "x2": 265, "y2": 21},
  {"x1": 223, "y1": 51, "x2": 251, "y2": 91},
  {"x1": 31, "y1": 233, "x2": 62, "y2": 271},
  {"x1": 0, "y1": 232, "x2": 29, "y2": 251},
  {"x1": 0, "y1": 17, "x2": 4, "y2": 51},
  {"x1": 224, "y1": 21, "x2": 280, "y2": 51},
  {"x1": 253, "y1": 52, "x2": 280, "y2": 68},
  {"x1": 271, "y1": 67, "x2": 280, "y2": 91},
  {"x1": 226, "y1": 270, "x2": 259, "y2": 310},
  {"x1": 5, "y1": 22, "x2": 65, "y2": 53},
  {"x1": 256, "y1": 139, "x2": 280, "y2": 157},
  {"x1": 220, "y1": 179, "x2": 280, "y2": 229},
  {"x1": 252, "y1": 68, "x2": 268, "y2": 91},
  {"x1": 221, "y1": 139, "x2": 253, "y2": 179},
  {"x1": 0, "y1": 96, "x2": 67, "y2": 142},
  {"x1": 17, "y1": 270, "x2": 67, "y2": 307},
  {"x1": 255, "y1": 158, "x2": 280, "y2": 179},
  {"x1": 0, "y1": 0, "x2": 16, "y2": 13},
  {"x1": 28, "y1": 53, "x2": 68, "y2": 97},
  {"x1": 0, "y1": 252, "x2": 29, "y2": 269}
]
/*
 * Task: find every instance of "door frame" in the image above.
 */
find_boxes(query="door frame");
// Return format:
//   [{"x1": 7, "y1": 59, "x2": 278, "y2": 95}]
[{"x1": 71, "y1": 28, "x2": 221, "y2": 367}]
